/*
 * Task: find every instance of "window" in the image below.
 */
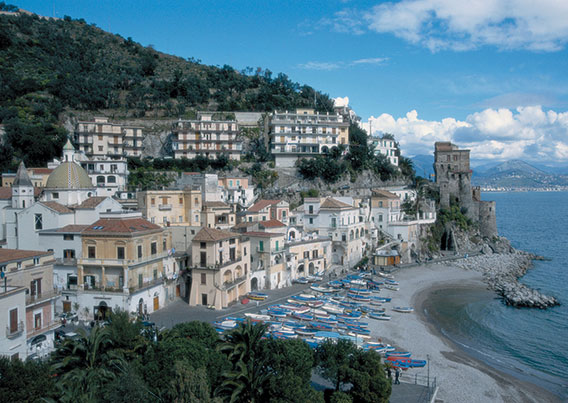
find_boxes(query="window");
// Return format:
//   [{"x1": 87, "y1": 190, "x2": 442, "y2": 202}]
[
  {"x1": 303, "y1": 251, "x2": 309, "y2": 258},
  {"x1": 63, "y1": 249, "x2": 75, "y2": 259},
  {"x1": 308, "y1": 205, "x2": 314, "y2": 214},
  {"x1": 107, "y1": 176, "x2": 116, "y2": 183},
  {"x1": 201, "y1": 273, "x2": 207, "y2": 285},
  {"x1": 137, "y1": 245, "x2": 143, "y2": 258},
  {"x1": 88, "y1": 246, "x2": 96, "y2": 259},
  {"x1": 229, "y1": 238, "x2": 235, "y2": 245},
  {"x1": 52, "y1": 192, "x2": 59, "y2": 199},
  {"x1": 117, "y1": 247, "x2": 125, "y2": 259},
  {"x1": 309, "y1": 218, "x2": 314, "y2": 224},
  {"x1": 63, "y1": 234, "x2": 74, "y2": 241},
  {"x1": 259, "y1": 241, "x2": 264, "y2": 252},
  {"x1": 34, "y1": 313, "x2": 41, "y2": 329},
  {"x1": 275, "y1": 241, "x2": 279, "y2": 251},
  {"x1": 179, "y1": 197, "x2": 183, "y2": 205},
  {"x1": 34, "y1": 214, "x2": 43, "y2": 230},
  {"x1": 195, "y1": 215, "x2": 199, "y2": 222},
  {"x1": 98, "y1": 146, "x2": 103, "y2": 152},
  {"x1": 151, "y1": 242, "x2": 157, "y2": 255},
  {"x1": 151, "y1": 198, "x2": 156, "y2": 206},
  {"x1": 9, "y1": 308, "x2": 18, "y2": 334},
  {"x1": 331, "y1": 218, "x2": 336, "y2": 228},
  {"x1": 313, "y1": 250, "x2": 318, "y2": 258},
  {"x1": 153, "y1": 269, "x2": 158, "y2": 280},
  {"x1": 200, "y1": 242, "x2": 206, "y2": 249},
  {"x1": 229, "y1": 248, "x2": 236, "y2": 261},
  {"x1": 163, "y1": 239, "x2": 167, "y2": 251},
  {"x1": 244, "y1": 247, "x2": 247, "y2": 256},
  {"x1": 200, "y1": 252, "x2": 207, "y2": 266},
  {"x1": 30, "y1": 278, "x2": 42, "y2": 296}
]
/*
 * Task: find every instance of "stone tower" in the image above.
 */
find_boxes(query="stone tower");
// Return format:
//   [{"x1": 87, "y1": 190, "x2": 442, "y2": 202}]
[
  {"x1": 433, "y1": 142, "x2": 497, "y2": 238},
  {"x1": 11, "y1": 161, "x2": 34, "y2": 209}
]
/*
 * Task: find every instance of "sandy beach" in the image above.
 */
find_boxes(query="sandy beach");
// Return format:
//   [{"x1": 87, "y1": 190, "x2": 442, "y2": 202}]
[{"x1": 371, "y1": 263, "x2": 561, "y2": 403}]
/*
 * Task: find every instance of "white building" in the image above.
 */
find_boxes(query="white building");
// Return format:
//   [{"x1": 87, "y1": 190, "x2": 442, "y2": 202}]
[
  {"x1": 75, "y1": 117, "x2": 144, "y2": 158},
  {"x1": 270, "y1": 108, "x2": 350, "y2": 168},
  {"x1": 369, "y1": 136, "x2": 399, "y2": 166},
  {"x1": 0, "y1": 286, "x2": 27, "y2": 360}
]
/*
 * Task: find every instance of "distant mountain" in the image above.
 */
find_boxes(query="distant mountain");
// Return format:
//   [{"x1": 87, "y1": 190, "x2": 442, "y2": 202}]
[
  {"x1": 409, "y1": 154, "x2": 435, "y2": 179},
  {"x1": 472, "y1": 160, "x2": 568, "y2": 189}
]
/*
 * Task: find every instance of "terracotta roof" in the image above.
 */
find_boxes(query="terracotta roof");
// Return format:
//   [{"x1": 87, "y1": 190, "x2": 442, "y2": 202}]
[
  {"x1": 193, "y1": 227, "x2": 238, "y2": 242},
  {"x1": 56, "y1": 224, "x2": 90, "y2": 233},
  {"x1": 245, "y1": 231, "x2": 283, "y2": 238},
  {"x1": 204, "y1": 201, "x2": 229, "y2": 208},
  {"x1": 260, "y1": 219, "x2": 286, "y2": 228},
  {"x1": 74, "y1": 196, "x2": 107, "y2": 209},
  {"x1": 247, "y1": 199, "x2": 282, "y2": 213},
  {"x1": 40, "y1": 201, "x2": 74, "y2": 214},
  {"x1": 183, "y1": 172, "x2": 200, "y2": 175},
  {"x1": 0, "y1": 248, "x2": 52, "y2": 264},
  {"x1": 232, "y1": 221, "x2": 258, "y2": 229},
  {"x1": 320, "y1": 197, "x2": 353, "y2": 209},
  {"x1": 371, "y1": 189, "x2": 399, "y2": 199},
  {"x1": 83, "y1": 218, "x2": 162, "y2": 235},
  {"x1": 0, "y1": 187, "x2": 11, "y2": 200}
]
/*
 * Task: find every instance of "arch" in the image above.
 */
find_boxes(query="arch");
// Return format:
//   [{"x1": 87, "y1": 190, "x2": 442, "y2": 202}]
[
  {"x1": 321, "y1": 146, "x2": 329, "y2": 154},
  {"x1": 107, "y1": 176, "x2": 116, "y2": 183},
  {"x1": 96, "y1": 301, "x2": 110, "y2": 320},
  {"x1": 298, "y1": 264, "x2": 305, "y2": 273},
  {"x1": 251, "y1": 277, "x2": 259, "y2": 291},
  {"x1": 350, "y1": 230, "x2": 354, "y2": 241},
  {"x1": 223, "y1": 270, "x2": 233, "y2": 284},
  {"x1": 308, "y1": 262, "x2": 315, "y2": 275},
  {"x1": 96, "y1": 176, "x2": 105, "y2": 185},
  {"x1": 235, "y1": 265, "x2": 243, "y2": 278},
  {"x1": 289, "y1": 230, "x2": 296, "y2": 240},
  {"x1": 355, "y1": 228, "x2": 359, "y2": 238}
]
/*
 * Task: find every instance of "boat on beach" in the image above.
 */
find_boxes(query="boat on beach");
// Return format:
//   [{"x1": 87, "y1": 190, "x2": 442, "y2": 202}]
[
  {"x1": 386, "y1": 351, "x2": 412, "y2": 358},
  {"x1": 248, "y1": 291, "x2": 268, "y2": 301},
  {"x1": 244, "y1": 313, "x2": 271, "y2": 322},
  {"x1": 384, "y1": 284, "x2": 400, "y2": 291},
  {"x1": 392, "y1": 306, "x2": 414, "y2": 313}
]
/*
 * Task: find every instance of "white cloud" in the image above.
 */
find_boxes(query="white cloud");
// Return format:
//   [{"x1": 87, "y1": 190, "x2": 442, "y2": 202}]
[
  {"x1": 318, "y1": 9, "x2": 366, "y2": 35},
  {"x1": 363, "y1": 0, "x2": 568, "y2": 51},
  {"x1": 334, "y1": 96, "x2": 350, "y2": 107},
  {"x1": 298, "y1": 61, "x2": 342, "y2": 71},
  {"x1": 363, "y1": 106, "x2": 568, "y2": 164},
  {"x1": 298, "y1": 57, "x2": 389, "y2": 71}
]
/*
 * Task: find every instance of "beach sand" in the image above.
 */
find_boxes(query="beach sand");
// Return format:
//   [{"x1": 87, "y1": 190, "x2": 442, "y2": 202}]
[{"x1": 369, "y1": 263, "x2": 561, "y2": 403}]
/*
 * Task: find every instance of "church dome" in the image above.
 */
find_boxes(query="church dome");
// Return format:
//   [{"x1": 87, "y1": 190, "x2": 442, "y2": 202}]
[{"x1": 45, "y1": 162, "x2": 94, "y2": 189}]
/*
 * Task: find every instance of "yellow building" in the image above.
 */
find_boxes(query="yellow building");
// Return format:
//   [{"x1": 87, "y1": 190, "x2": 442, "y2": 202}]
[
  {"x1": 137, "y1": 189, "x2": 202, "y2": 226},
  {"x1": 189, "y1": 227, "x2": 251, "y2": 309},
  {"x1": 286, "y1": 236, "x2": 331, "y2": 279},
  {"x1": 2, "y1": 167, "x2": 53, "y2": 188},
  {"x1": 75, "y1": 117, "x2": 144, "y2": 157},
  {"x1": 76, "y1": 213, "x2": 175, "y2": 317},
  {"x1": 201, "y1": 201, "x2": 236, "y2": 229},
  {"x1": 247, "y1": 231, "x2": 286, "y2": 290}
]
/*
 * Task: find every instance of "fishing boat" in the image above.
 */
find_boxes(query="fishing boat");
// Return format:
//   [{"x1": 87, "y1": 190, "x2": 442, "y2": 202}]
[
  {"x1": 372, "y1": 296, "x2": 392, "y2": 303},
  {"x1": 384, "y1": 284, "x2": 400, "y2": 291},
  {"x1": 295, "y1": 328, "x2": 318, "y2": 337},
  {"x1": 369, "y1": 313, "x2": 391, "y2": 321},
  {"x1": 310, "y1": 321, "x2": 334, "y2": 331},
  {"x1": 244, "y1": 313, "x2": 271, "y2": 322},
  {"x1": 293, "y1": 312, "x2": 315, "y2": 321},
  {"x1": 328, "y1": 280, "x2": 343, "y2": 289},
  {"x1": 212, "y1": 320, "x2": 239, "y2": 330},
  {"x1": 347, "y1": 293, "x2": 371, "y2": 302},
  {"x1": 392, "y1": 306, "x2": 414, "y2": 313},
  {"x1": 384, "y1": 279, "x2": 399, "y2": 285},
  {"x1": 348, "y1": 332, "x2": 371, "y2": 340},
  {"x1": 313, "y1": 331, "x2": 341, "y2": 341},
  {"x1": 310, "y1": 285, "x2": 336, "y2": 293},
  {"x1": 349, "y1": 288, "x2": 372, "y2": 296},
  {"x1": 377, "y1": 271, "x2": 394, "y2": 279},
  {"x1": 279, "y1": 303, "x2": 311, "y2": 313},
  {"x1": 386, "y1": 351, "x2": 412, "y2": 358},
  {"x1": 322, "y1": 304, "x2": 344, "y2": 314},
  {"x1": 386, "y1": 356, "x2": 427, "y2": 368},
  {"x1": 268, "y1": 310, "x2": 288, "y2": 319},
  {"x1": 248, "y1": 291, "x2": 268, "y2": 301},
  {"x1": 294, "y1": 277, "x2": 309, "y2": 284},
  {"x1": 304, "y1": 338, "x2": 320, "y2": 348}
]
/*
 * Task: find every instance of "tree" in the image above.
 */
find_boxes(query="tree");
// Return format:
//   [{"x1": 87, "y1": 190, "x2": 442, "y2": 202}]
[
  {"x1": 346, "y1": 123, "x2": 372, "y2": 172},
  {"x1": 216, "y1": 320, "x2": 270, "y2": 402},
  {"x1": 398, "y1": 156, "x2": 415, "y2": 180},
  {"x1": 51, "y1": 326, "x2": 126, "y2": 402},
  {"x1": 315, "y1": 339, "x2": 357, "y2": 392},
  {"x1": 0, "y1": 357, "x2": 57, "y2": 402},
  {"x1": 347, "y1": 349, "x2": 391, "y2": 403},
  {"x1": 105, "y1": 309, "x2": 146, "y2": 361}
]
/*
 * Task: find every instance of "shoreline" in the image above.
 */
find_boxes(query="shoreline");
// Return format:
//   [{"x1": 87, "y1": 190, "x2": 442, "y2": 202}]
[{"x1": 371, "y1": 263, "x2": 561, "y2": 403}]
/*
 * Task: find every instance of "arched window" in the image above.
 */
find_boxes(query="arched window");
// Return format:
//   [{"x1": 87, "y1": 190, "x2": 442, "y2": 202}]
[{"x1": 107, "y1": 176, "x2": 116, "y2": 183}]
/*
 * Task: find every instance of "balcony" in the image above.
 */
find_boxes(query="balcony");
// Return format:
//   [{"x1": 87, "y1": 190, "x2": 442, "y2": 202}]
[
  {"x1": 159, "y1": 204, "x2": 172, "y2": 211},
  {"x1": 26, "y1": 289, "x2": 61, "y2": 306},
  {"x1": 27, "y1": 320, "x2": 61, "y2": 338},
  {"x1": 129, "y1": 277, "x2": 164, "y2": 294},
  {"x1": 79, "y1": 251, "x2": 169, "y2": 267},
  {"x1": 221, "y1": 275, "x2": 247, "y2": 290},
  {"x1": 6, "y1": 321, "x2": 24, "y2": 339}
]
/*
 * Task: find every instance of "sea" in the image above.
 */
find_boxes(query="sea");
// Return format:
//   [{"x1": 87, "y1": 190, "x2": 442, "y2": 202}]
[{"x1": 423, "y1": 191, "x2": 568, "y2": 400}]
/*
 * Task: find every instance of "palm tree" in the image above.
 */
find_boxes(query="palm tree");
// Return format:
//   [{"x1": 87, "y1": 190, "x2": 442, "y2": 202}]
[
  {"x1": 51, "y1": 326, "x2": 125, "y2": 402},
  {"x1": 216, "y1": 319, "x2": 270, "y2": 402}
]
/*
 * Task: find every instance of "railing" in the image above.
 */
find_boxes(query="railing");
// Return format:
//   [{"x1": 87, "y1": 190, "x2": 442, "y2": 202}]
[
  {"x1": 78, "y1": 252, "x2": 168, "y2": 267},
  {"x1": 26, "y1": 289, "x2": 61, "y2": 305},
  {"x1": 159, "y1": 204, "x2": 172, "y2": 210},
  {"x1": 27, "y1": 319, "x2": 61, "y2": 338},
  {"x1": 222, "y1": 275, "x2": 247, "y2": 290},
  {"x1": 6, "y1": 321, "x2": 24, "y2": 339},
  {"x1": 129, "y1": 277, "x2": 163, "y2": 294}
]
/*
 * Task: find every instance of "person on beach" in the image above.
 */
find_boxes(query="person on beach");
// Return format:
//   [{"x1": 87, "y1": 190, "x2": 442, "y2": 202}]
[
  {"x1": 394, "y1": 368, "x2": 400, "y2": 384},
  {"x1": 386, "y1": 367, "x2": 392, "y2": 380}
]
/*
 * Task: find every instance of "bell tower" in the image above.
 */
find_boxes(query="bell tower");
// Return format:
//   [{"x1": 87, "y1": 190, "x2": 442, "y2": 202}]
[{"x1": 12, "y1": 161, "x2": 35, "y2": 209}]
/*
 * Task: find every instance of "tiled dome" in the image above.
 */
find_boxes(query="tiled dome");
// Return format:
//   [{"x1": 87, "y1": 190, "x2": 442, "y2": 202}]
[{"x1": 45, "y1": 162, "x2": 93, "y2": 189}]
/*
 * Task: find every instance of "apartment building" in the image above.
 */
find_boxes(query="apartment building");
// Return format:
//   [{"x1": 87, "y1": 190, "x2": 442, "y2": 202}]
[
  {"x1": 137, "y1": 189, "x2": 202, "y2": 227},
  {"x1": 248, "y1": 231, "x2": 286, "y2": 290},
  {"x1": 78, "y1": 157, "x2": 128, "y2": 197},
  {"x1": 75, "y1": 117, "x2": 144, "y2": 157},
  {"x1": 270, "y1": 108, "x2": 349, "y2": 167},
  {"x1": 2, "y1": 167, "x2": 53, "y2": 188},
  {"x1": 369, "y1": 136, "x2": 399, "y2": 166},
  {"x1": 302, "y1": 197, "x2": 366, "y2": 267},
  {"x1": 243, "y1": 199, "x2": 289, "y2": 224},
  {"x1": 188, "y1": 227, "x2": 251, "y2": 309},
  {"x1": 286, "y1": 235, "x2": 331, "y2": 280},
  {"x1": 0, "y1": 286, "x2": 27, "y2": 360},
  {"x1": 0, "y1": 249, "x2": 61, "y2": 359},
  {"x1": 172, "y1": 113, "x2": 242, "y2": 160},
  {"x1": 201, "y1": 201, "x2": 236, "y2": 230},
  {"x1": 72, "y1": 212, "x2": 175, "y2": 318}
]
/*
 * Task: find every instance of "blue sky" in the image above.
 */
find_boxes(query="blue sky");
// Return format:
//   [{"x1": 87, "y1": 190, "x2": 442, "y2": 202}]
[{"x1": 14, "y1": 0, "x2": 568, "y2": 165}]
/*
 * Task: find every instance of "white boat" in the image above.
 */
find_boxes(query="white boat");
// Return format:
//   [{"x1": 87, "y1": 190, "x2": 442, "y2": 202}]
[
  {"x1": 377, "y1": 271, "x2": 394, "y2": 279},
  {"x1": 384, "y1": 285, "x2": 399, "y2": 291},
  {"x1": 322, "y1": 304, "x2": 344, "y2": 314},
  {"x1": 310, "y1": 285, "x2": 335, "y2": 293},
  {"x1": 244, "y1": 313, "x2": 271, "y2": 321},
  {"x1": 392, "y1": 306, "x2": 414, "y2": 313}
]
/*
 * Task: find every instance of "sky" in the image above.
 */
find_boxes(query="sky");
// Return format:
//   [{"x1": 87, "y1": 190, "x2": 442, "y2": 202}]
[{"x1": 14, "y1": 0, "x2": 568, "y2": 166}]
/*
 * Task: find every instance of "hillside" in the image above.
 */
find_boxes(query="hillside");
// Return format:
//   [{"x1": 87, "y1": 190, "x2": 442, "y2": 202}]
[
  {"x1": 472, "y1": 160, "x2": 568, "y2": 189},
  {"x1": 0, "y1": 9, "x2": 334, "y2": 171}
]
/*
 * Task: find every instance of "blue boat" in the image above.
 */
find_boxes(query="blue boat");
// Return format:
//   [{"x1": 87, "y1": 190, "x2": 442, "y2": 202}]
[{"x1": 310, "y1": 321, "x2": 334, "y2": 331}]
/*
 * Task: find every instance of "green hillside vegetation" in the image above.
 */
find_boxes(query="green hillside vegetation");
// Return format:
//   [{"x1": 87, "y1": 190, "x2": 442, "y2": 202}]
[{"x1": 0, "y1": 7, "x2": 334, "y2": 171}]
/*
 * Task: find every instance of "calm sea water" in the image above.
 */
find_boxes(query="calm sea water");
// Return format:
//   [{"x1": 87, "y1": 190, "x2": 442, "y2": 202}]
[{"x1": 426, "y1": 191, "x2": 568, "y2": 399}]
